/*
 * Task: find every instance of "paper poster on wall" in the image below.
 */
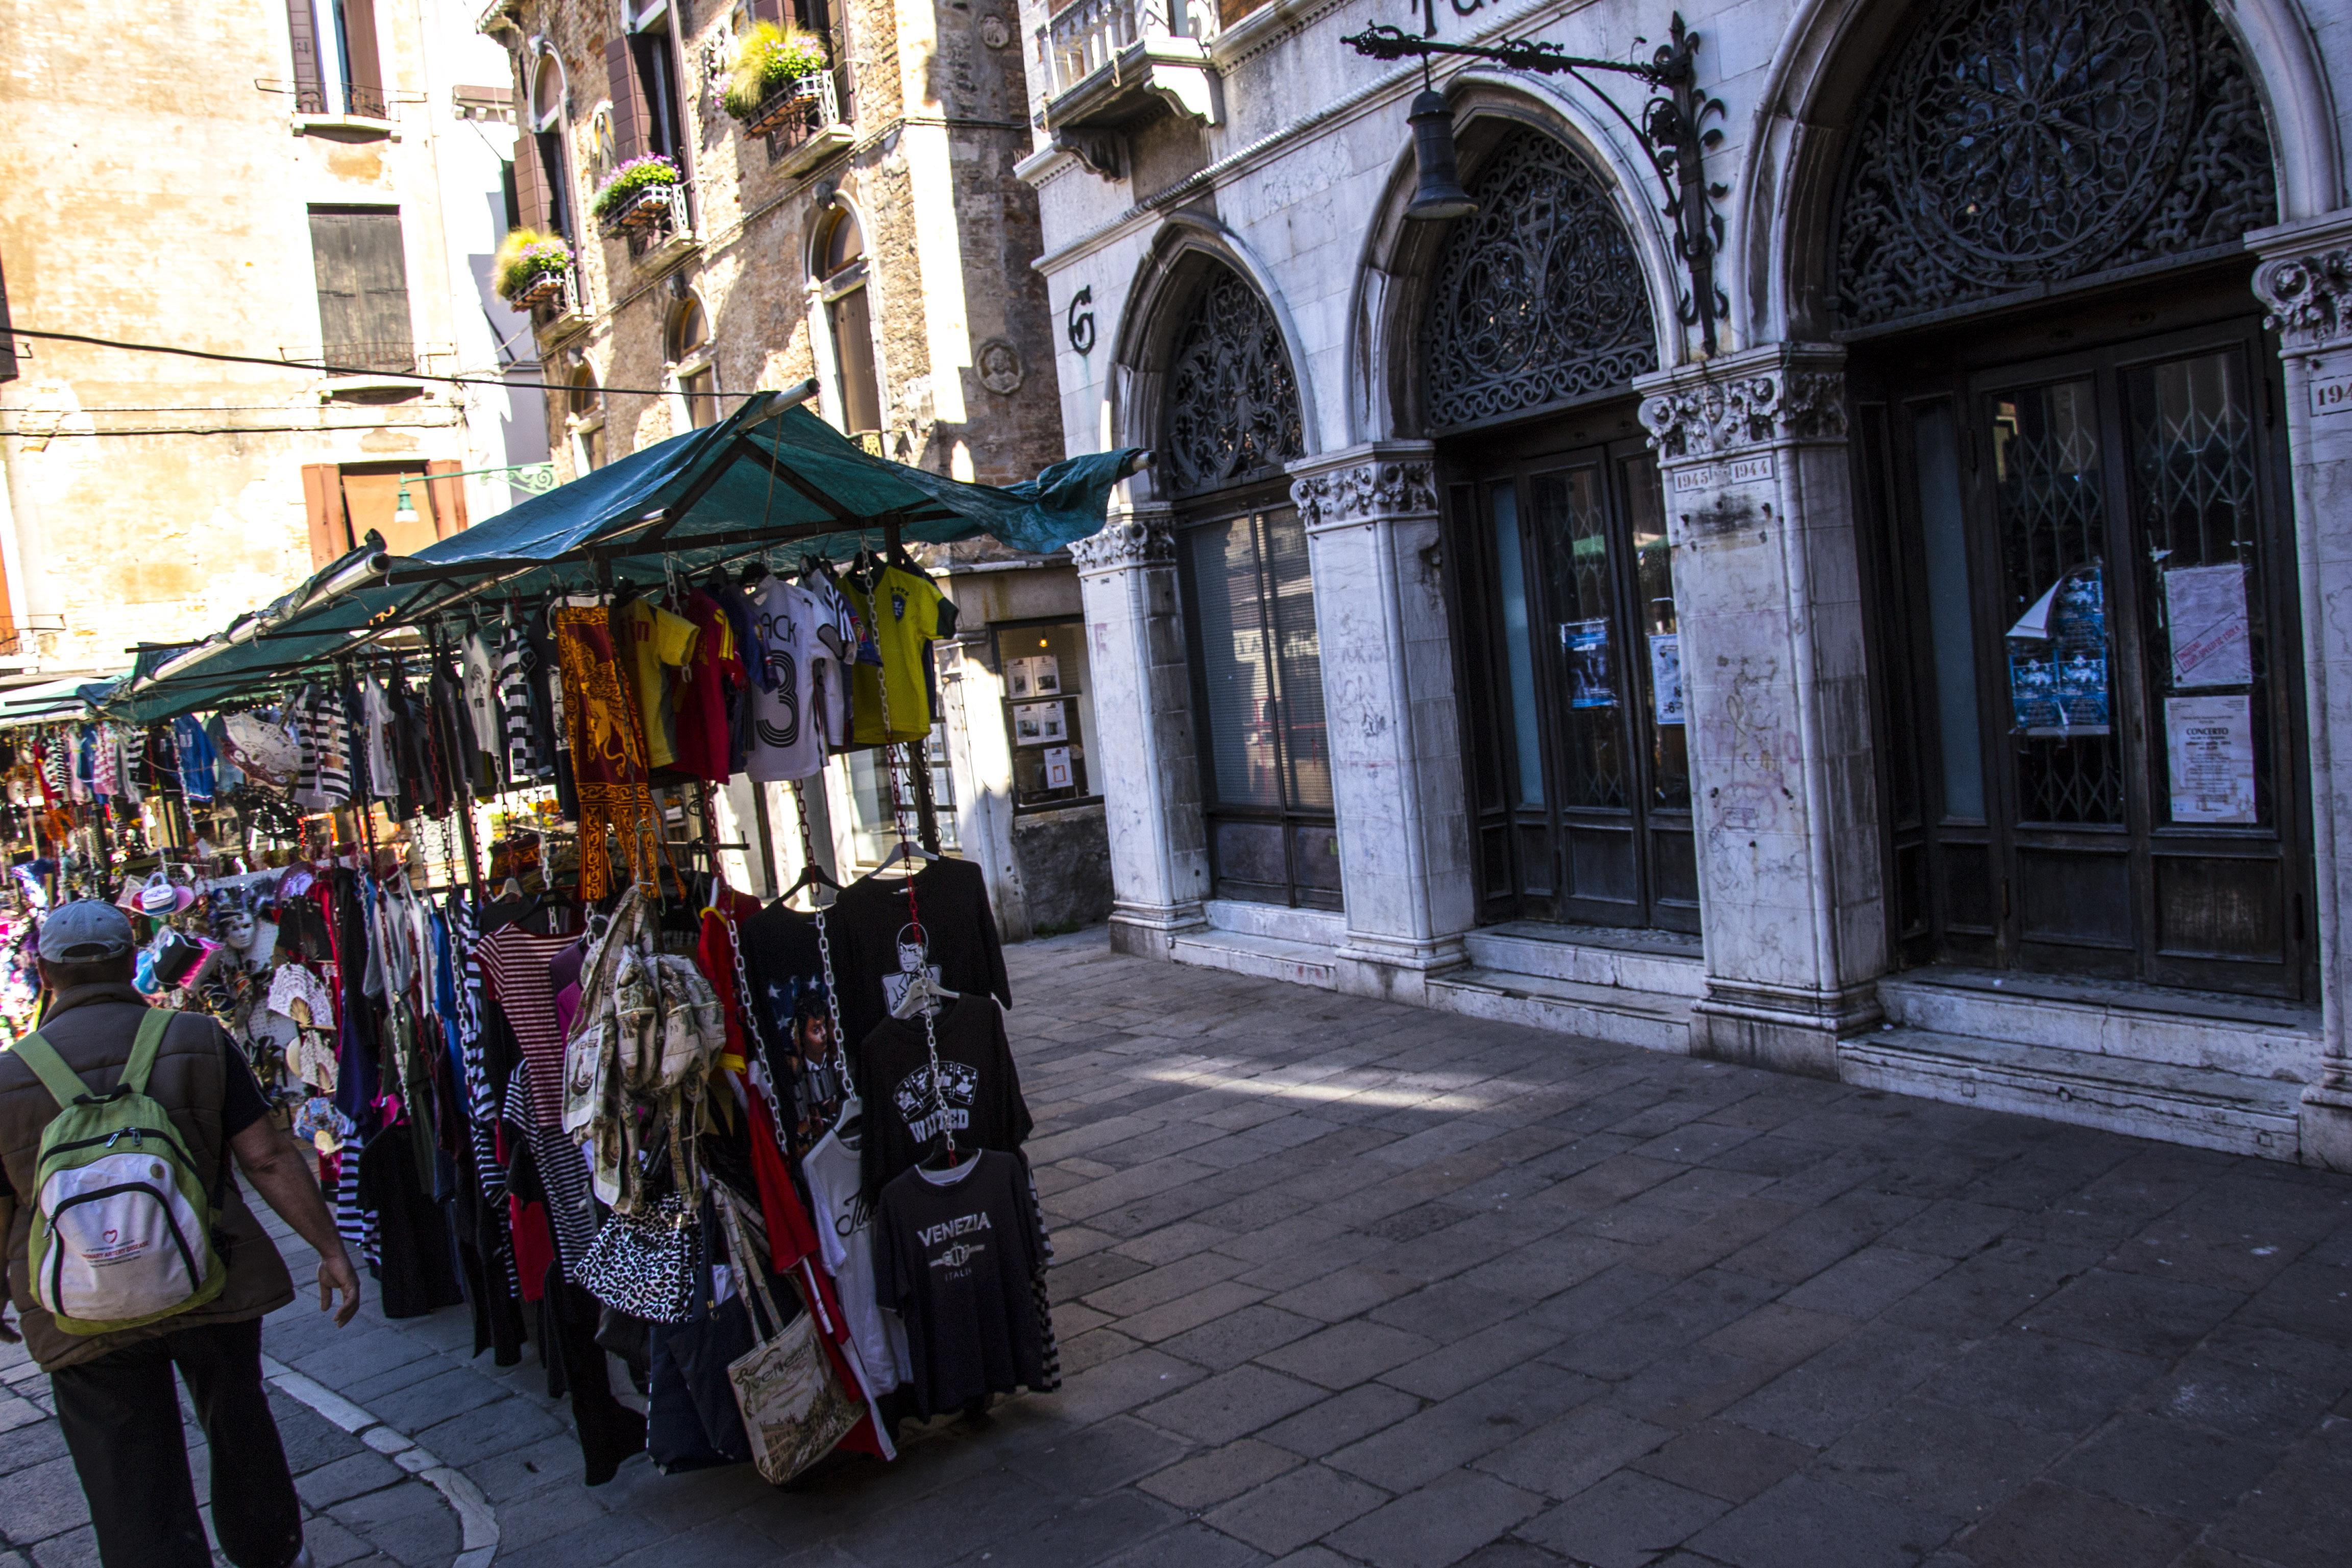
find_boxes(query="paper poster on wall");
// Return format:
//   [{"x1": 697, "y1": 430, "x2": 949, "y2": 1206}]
[
  {"x1": 1043, "y1": 746, "x2": 1073, "y2": 789},
  {"x1": 2165, "y1": 564, "x2": 2253, "y2": 689},
  {"x1": 2166, "y1": 694, "x2": 2257, "y2": 823},
  {"x1": 1648, "y1": 633, "x2": 1685, "y2": 726},
  {"x1": 1561, "y1": 619, "x2": 1617, "y2": 708},
  {"x1": 1013, "y1": 701, "x2": 1067, "y2": 745}
]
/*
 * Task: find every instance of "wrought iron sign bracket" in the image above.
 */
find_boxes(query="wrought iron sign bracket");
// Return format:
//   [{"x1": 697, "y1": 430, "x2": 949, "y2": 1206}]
[{"x1": 1343, "y1": 15, "x2": 1730, "y2": 355}]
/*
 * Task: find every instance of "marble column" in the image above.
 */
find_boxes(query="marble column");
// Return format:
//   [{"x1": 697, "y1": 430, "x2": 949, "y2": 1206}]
[
  {"x1": 2252, "y1": 211, "x2": 2352, "y2": 1171},
  {"x1": 1071, "y1": 507, "x2": 1212, "y2": 955},
  {"x1": 1291, "y1": 444, "x2": 1476, "y2": 1000},
  {"x1": 1636, "y1": 345, "x2": 1886, "y2": 1075}
]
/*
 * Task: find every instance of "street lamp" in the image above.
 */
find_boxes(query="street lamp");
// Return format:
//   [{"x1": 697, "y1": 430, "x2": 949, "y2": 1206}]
[{"x1": 1345, "y1": 13, "x2": 1730, "y2": 354}]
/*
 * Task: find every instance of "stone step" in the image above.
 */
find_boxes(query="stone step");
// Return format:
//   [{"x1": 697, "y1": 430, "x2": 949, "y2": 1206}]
[
  {"x1": 1202, "y1": 898, "x2": 1347, "y2": 947},
  {"x1": 1169, "y1": 928, "x2": 1339, "y2": 990},
  {"x1": 1840, "y1": 1025, "x2": 2303, "y2": 1160},
  {"x1": 1462, "y1": 924, "x2": 1707, "y2": 998},
  {"x1": 1425, "y1": 966, "x2": 1693, "y2": 1054},
  {"x1": 1878, "y1": 967, "x2": 2322, "y2": 1085}
]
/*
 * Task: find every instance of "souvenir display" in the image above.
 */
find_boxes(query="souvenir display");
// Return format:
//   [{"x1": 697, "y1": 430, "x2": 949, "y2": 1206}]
[{"x1": 0, "y1": 543, "x2": 1054, "y2": 1491}]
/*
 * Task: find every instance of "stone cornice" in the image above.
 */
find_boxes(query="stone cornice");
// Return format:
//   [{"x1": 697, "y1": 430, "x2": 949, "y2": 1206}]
[{"x1": 1635, "y1": 347, "x2": 1848, "y2": 463}]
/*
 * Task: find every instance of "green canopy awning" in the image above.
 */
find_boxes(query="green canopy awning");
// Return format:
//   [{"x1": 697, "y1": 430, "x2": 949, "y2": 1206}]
[{"x1": 103, "y1": 392, "x2": 1137, "y2": 724}]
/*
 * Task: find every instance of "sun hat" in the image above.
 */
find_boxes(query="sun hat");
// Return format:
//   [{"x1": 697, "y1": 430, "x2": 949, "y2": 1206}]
[{"x1": 135, "y1": 870, "x2": 196, "y2": 917}]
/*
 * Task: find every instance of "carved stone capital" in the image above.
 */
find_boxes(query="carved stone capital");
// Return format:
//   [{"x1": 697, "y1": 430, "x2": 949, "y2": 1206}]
[
  {"x1": 1067, "y1": 511, "x2": 1174, "y2": 574},
  {"x1": 1289, "y1": 458, "x2": 1438, "y2": 531},
  {"x1": 2255, "y1": 246, "x2": 2352, "y2": 351},
  {"x1": 1638, "y1": 365, "x2": 1850, "y2": 462}
]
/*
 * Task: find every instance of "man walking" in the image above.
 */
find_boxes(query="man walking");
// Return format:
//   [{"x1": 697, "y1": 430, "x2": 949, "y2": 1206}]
[{"x1": 0, "y1": 900, "x2": 362, "y2": 1568}]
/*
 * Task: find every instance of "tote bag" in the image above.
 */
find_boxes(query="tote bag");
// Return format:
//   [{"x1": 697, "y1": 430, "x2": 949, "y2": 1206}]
[{"x1": 717, "y1": 1193, "x2": 864, "y2": 1485}]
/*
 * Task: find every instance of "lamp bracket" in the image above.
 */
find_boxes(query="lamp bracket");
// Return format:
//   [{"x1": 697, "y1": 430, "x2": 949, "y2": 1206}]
[{"x1": 1343, "y1": 14, "x2": 1730, "y2": 354}]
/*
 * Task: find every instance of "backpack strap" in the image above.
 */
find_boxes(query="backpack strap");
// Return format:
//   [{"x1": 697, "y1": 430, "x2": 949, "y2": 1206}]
[
  {"x1": 119, "y1": 1008, "x2": 173, "y2": 1097},
  {"x1": 7, "y1": 1030, "x2": 93, "y2": 1111}
]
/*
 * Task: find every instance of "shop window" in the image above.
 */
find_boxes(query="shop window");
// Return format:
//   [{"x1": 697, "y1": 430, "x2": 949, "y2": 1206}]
[
  {"x1": 994, "y1": 621, "x2": 1098, "y2": 809},
  {"x1": 308, "y1": 206, "x2": 412, "y2": 374},
  {"x1": 818, "y1": 207, "x2": 883, "y2": 441},
  {"x1": 843, "y1": 725, "x2": 961, "y2": 865}
]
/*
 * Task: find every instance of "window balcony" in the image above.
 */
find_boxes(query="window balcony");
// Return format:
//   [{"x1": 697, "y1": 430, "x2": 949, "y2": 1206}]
[
  {"x1": 748, "y1": 70, "x2": 855, "y2": 177},
  {"x1": 1037, "y1": 0, "x2": 1221, "y2": 178},
  {"x1": 521, "y1": 266, "x2": 591, "y2": 337}
]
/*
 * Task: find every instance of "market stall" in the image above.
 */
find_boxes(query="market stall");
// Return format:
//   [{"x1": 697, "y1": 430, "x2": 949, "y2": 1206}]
[{"x1": 1, "y1": 392, "x2": 1138, "y2": 1485}]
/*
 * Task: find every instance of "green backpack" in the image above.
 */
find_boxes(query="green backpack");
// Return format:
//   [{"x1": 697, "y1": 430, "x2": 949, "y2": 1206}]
[{"x1": 10, "y1": 1009, "x2": 227, "y2": 1335}]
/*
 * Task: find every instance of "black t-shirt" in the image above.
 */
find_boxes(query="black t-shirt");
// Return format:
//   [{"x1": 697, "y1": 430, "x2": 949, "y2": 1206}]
[
  {"x1": 737, "y1": 902, "x2": 853, "y2": 1154},
  {"x1": 856, "y1": 992, "x2": 1030, "y2": 1195},
  {"x1": 875, "y1": 1149, "x2": 1049, "y2": 1418},
  {"x1": 0, "y1": 1037, "x2": 267, "y2": 1202},
  {"x1": 829, "y1": 859, "x2": 1010, "y2": 1052}
]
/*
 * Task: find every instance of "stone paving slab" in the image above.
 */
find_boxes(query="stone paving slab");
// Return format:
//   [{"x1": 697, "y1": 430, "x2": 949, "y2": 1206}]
[{"x1": 22, "y1": 926, "x2": 2352, "y2": 1568}]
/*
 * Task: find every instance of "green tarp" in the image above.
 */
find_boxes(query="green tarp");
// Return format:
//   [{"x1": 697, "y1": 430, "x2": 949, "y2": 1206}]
[{"x1": 102, "y1": 393, "x2": 1136, "y2": 724}]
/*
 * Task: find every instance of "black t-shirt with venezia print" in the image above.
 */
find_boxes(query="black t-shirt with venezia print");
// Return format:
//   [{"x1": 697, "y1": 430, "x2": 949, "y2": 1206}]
[
  {"x1": 875, "y1": 1149, "x2": 1049, "y2": 1418},
  {"x1": 855, "y1": 991, "x2": 1030, "y2": 1197}
]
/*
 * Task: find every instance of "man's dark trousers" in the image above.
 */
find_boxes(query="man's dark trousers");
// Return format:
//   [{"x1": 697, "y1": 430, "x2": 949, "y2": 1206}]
[{"x1": 49, "y1": 1316, "x2": 304, "y2": 1568}]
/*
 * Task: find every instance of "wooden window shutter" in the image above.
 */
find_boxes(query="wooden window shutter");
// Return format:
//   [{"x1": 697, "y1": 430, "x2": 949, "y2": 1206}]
[
  {"x1": 340, "y1": 0, "x2": 385, "y2": 114},
  {"x1": 309, "y1": 209, "x2": 413, "y2": 372},
  {"x1": 752, "y1": 1, "x2": 784, "y2": 26},
  {"x1": 284, "y1": 0, "x2": 325, "y2": 111},
  {"x1": 606, "y1": 36, "x2": 645, "y2": 163},
  {"x1": 513, "y1": 127, "x2": 548, "y2": 232},
  {"x1": 424, "y1": 460, "x2": 469, "y2": 538},
  {"x1": 302, "y1": 464, "x2": 345, "y2": 569}
]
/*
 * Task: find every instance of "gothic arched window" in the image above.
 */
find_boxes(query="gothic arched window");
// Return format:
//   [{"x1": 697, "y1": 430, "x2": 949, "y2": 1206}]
[
  {"x1": 1831, "y1": 0, "x2": 2276, "y2": 333},
  {"x1": 1162, "y1": 263, "x2": 1306, "y2": 497},
  {"x1": 1422, "y1": 130, "x2": 1658, "y2": 432}
]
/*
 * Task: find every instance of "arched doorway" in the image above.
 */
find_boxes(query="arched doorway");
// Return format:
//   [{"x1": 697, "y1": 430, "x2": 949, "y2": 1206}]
[
  {"x1": 1424, "y1": 126, "x2": 1689, "y2": 932},
  {"x1": 1833, "y1": 0, "x2": 2309, "y2": 997},
  {"x1": 1159, "y1": 260, "x2": 1335, "y2": 909}
]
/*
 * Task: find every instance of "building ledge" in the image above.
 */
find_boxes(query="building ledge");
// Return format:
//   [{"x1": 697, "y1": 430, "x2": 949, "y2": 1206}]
[
  {"x1": 291, "y1": 113, "x2": 399, "y2": 141},
  {"x1": 773, "y1": 123, "x2": 854, "y2": 179},
  {"x1": 1042, "y1": 39, "x2": 1217, "y2": 178}
]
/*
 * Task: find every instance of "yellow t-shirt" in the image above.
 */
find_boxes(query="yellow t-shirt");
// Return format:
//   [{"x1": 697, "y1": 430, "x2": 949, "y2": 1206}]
[
  {"x1": 616, "y1": 598, "x2": 699, "y2": 769},
  {"x1": 849, "y1": 565, "x2": 953, "y2": 744}
]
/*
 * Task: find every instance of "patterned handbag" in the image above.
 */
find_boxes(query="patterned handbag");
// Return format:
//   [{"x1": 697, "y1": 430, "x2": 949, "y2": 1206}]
[
  {"x1": 576, "y1": 1193, "x2": 699, "y2": 1324},
  {"x1": 717, "y1": 1193, "x2": 864, "y2": 1485}
]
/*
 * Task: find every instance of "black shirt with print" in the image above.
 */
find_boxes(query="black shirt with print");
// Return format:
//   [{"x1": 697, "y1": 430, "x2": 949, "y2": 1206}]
[
  {"x1": 874, "y1": 1150, "x2": 1048, "y2": 1418},
  {"x1": 855, "y1": 992, "x2": 1031, "y2": 1196},
  {"x1": 828, "y1": 859, "x2": 1010, "y2": 1054}
]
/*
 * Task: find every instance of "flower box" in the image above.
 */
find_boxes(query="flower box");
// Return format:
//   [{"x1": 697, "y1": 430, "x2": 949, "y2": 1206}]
[{"x1": 742, "y1": 77, "x2": 824, "y2": 138}]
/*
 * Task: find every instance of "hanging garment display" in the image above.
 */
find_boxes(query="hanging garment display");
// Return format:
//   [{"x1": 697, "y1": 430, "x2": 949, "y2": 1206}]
[{"x1": 552, "y1": 602, "x2": 666, "y2": 899}]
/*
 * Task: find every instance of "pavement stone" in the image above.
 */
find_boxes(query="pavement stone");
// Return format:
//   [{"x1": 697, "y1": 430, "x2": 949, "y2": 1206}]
[{"x1": 108, "y1": 925, "x2": 2352, "y2": 1568}]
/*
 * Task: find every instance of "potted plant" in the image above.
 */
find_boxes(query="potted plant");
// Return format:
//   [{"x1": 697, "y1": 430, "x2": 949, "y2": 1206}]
[
  {"x1": 722, "y1": 21, "x2": 829, "y2": 137},
  {"x1": 493, "y1": 229, "x2": 575, "y2": 308},
  {"x1": 590, "y1": 153, "x2": 684, "y2": 234}
]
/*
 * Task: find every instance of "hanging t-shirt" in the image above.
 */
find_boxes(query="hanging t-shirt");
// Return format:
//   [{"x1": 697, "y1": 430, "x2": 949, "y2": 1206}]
[
  {"x1": 848, "y1": 565, "x2": 956, "y2": 744},
  {"x1": 874, "y1": 1150, "x2": 1050, "y2": 1419},
  {"x1": 803, "y1": 573, "x2": 858, "y2": 749},
  {"x1": 670, "y1": 590, "x2": 744, "y2": 785},
  {"x1": 463, "y1": 631, "x2": 501, "y2": 782},
  {"x1": 802, "y1": 1126, "x2": 912, "y2": 1391},
  {"x1": 359, "y1": 677, "x2": 400, "y2": 799},
  {"x1": 746, "y1": 578, "x2": 847, "y2": 782},
  {"x1": 615, "y1": 597, "x2": 699, "y2": 772},
  {"x1": 855, "y1": 991, "x2": 1031, "y2": 1195},
  {"x1": 828, "y1": 857, "x2": 1011, "y2": 1052},
  {"x1": 737, "y1": 901, "x2": 851, "y2": 1152}
]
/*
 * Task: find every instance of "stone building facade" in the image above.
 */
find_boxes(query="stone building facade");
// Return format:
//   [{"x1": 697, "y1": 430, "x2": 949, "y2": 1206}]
[
  {"x1": 480, "y1": 0, "x2": 1111, "y2": 933},
  {"x1": 0, "y1": 0, "x2": 546, "y2": 677},
  {"x1": 1015, "y1": 0, "x2": 2352, "y2": 1166}
]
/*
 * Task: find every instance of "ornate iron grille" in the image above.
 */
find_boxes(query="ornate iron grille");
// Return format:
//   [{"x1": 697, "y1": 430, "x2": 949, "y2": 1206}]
[
  {"x1": 1163, "y1": 265, "x2": 1307, "y2": 496},
  {"x1": 1833, "y1": 0, "x2": 2275, "y2": 333},
  {"x1": 1423, "y1": 131, "x2": 1658, "y2": 432}
]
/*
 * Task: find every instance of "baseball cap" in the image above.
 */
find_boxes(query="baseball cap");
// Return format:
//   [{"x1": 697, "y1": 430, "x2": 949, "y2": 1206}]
[{"x1": 38, "y1": 899, "x2": 136, "y2": 962}]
